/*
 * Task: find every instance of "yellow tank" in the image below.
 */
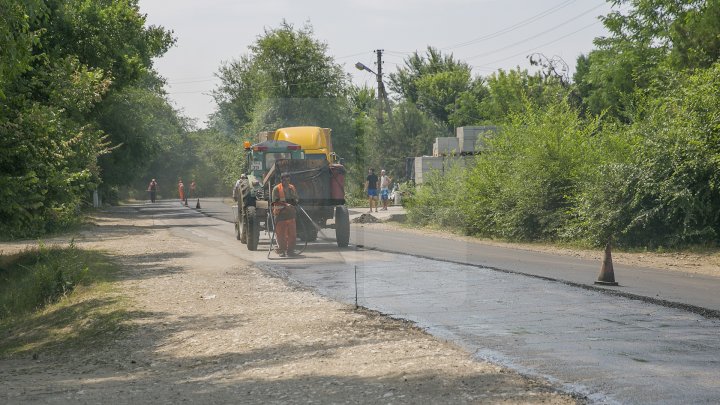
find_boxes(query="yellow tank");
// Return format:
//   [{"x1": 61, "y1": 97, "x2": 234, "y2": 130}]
[{"x1": 273, "y1": 126, "x2": 335, "y2": 163}]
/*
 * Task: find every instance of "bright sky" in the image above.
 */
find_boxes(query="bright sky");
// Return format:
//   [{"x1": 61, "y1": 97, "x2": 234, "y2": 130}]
[{"x1": 139, "y1": 0, "x2": 615, "y2": 128}]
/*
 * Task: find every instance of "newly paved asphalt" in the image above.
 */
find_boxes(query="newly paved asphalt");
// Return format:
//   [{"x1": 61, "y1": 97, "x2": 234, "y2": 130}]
[
  {"x1": 194, "y1": 197, "x2": 720, "y2": 314},
  {"x1": 147, "y1": 200, "x2": 720, "y2": 404}
]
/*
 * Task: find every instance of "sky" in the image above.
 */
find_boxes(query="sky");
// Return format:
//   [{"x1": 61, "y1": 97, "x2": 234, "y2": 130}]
[{"x1": 139, "y1": 0, "x2": 616, "y2": 128}]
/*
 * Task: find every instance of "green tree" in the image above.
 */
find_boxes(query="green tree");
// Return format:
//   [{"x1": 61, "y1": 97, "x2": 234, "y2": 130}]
[
  {"x1": 0, "y1": 0, "x2": 177, "y2": 237},
  {"x1": 212, "y1": 21, "x2": 357, "y2": 164},
  {"x1": 575, "y1": 0, "x2": 720, "y2": 119},
  {"x1": 0, "y1": 0, "x2": 43, "y2": 98},
  {"x1": 96, "y1": 86, "x2": 187, "y2": 191},
  {"x1": 480, "y1": 68, "x2": 551, "y2": 121},
  {"x1": 571, "y1": 64, "x2": 720, "y2": 247},
  {"x1": 211, "y1": 54, "x2": 261, "y2": 136},
  {"x1": 463, "y1": 93, "x2": 600, "y2": 241},
  {"x1": 0, "y1": 56, "x2": 110, "y2": 237},
  {"x1": 389, "y1": 47, "x2": 480, "y2": 126},
  {"x1": 363, "y1": 101, "x2": 446, "y2": 179},
  {"x1": 669, "y1": 0, "x2": 720, "y2": 69},
  {"x1": 36, "y1": 0, "x2": 174, "y2": 89}
]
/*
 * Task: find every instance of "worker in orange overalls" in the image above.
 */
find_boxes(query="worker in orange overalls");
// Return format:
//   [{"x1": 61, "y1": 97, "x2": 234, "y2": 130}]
[
  {"x1": 271, "y1": 172, "x2": 299, "y2": 257},
  {"x1": 178, "y1": 178, "x2": 187, "y2": 206}
]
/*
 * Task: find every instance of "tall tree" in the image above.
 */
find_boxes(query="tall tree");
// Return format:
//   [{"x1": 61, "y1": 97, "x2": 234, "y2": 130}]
[
  {"x1": 575, "y1": 0, "x2": 720, "y2": 119},
  {"x1": 212, "y1": 21, "x2": 356, "y2": 160},
  {"x1": 388, "y1": 47, "x2": 480, "y2": 126},
  {"x1": 0, "y1": 0, "x2": 177, "y2": 237}
]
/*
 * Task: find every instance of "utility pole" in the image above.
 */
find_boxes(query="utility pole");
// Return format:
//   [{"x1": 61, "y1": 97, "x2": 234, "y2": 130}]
[
  {"x1": 374, "y1": 49, "x2": 393, "y2": 126},
  {"x1": 356, "y1": 50, "x2": 392, "y2": 128},
  {"x1": 375, "y1": 49, "x2": 385, "y2": 126}
]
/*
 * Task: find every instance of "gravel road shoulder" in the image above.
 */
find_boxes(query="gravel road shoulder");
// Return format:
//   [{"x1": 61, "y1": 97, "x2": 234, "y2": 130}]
[{"x1": 0, "y1": 205, "x2": 579, "y2": 404}]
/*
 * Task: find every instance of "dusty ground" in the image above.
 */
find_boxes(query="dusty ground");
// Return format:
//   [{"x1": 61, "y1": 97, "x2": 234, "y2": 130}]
[{"x1": 0, "y1": 206, "x2": 578, "y2": 404}]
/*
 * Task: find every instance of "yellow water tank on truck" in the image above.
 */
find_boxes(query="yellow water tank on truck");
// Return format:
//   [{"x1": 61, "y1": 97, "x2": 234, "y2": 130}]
[{"x1": 273, "y1": 126, "x2": 336, "y2": 163}]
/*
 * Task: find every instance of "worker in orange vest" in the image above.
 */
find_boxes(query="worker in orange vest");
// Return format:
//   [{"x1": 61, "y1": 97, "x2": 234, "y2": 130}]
[
  {"x1": 271, "y1": 172, "x2": 299, "y2": 257},
  {"x1": 178, "y1": 178, "x2": 187, "y2": 206}
]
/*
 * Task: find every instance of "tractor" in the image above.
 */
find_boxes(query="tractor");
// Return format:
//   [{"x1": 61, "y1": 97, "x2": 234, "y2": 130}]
[{"x1": 233, "y1": 138, "x2": 350, "y2": 251}]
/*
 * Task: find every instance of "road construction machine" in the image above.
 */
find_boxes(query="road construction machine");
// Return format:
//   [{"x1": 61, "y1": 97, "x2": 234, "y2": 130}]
[{"x1": 233, "y1": 127, "x2": 349, "y2": 251}]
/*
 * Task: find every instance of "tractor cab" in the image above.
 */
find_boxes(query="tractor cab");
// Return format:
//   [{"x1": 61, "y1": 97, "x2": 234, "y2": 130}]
[{"x1": 244, "y1": 140, "x2": 304, "y2": 183}]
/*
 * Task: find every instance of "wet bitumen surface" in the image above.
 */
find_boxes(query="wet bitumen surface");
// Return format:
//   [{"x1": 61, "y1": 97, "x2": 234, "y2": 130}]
[
  {"x1": 264, "y1": 250, "x2": 720, "y2": 404},
  {"x1": 186, "y1": 198, "x2": 720, "y2": 403}
]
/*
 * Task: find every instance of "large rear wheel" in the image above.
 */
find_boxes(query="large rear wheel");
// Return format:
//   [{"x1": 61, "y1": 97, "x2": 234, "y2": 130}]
[
  {"x1": 335, "y1": 205, "x2": 350, "y2": 247},
  {"x1": 237, "y1": 206, "x2": 247, "y2": 243},
  {"x1": 246, "y1": 206, "x2": 259, "y2": 251},
  {"x1": 235, "y1": 221, "x2": 242, "y2": 241},
  {"x1": 298, "y1": 216, "x2": 318, "y2": 242}
]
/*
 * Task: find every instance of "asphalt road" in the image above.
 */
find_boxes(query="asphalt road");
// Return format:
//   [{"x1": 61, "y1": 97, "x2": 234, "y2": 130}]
[
  {"x1": 195, "y1": 197, "x2": 720, "y2": 314},
  {"x1": 156, "y1": 200, "x2": 720, "y2": 404}
]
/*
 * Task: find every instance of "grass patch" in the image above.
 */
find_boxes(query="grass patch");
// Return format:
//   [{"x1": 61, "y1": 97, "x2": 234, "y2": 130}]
[{"x1": 0, "y1": 242, "x2": 133, "y2": 358}]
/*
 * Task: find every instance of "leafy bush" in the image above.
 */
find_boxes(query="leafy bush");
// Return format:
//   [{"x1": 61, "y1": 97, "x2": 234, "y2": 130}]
[
  {"x1": 463, "y1": 93, "x2": 599, "y2": 241},
  {"x1": 571, "y1": 65, "x2": 720, "y2": 248},
  {"x1": 405, "y1": 161, "x2": 468, "y2": 229}
]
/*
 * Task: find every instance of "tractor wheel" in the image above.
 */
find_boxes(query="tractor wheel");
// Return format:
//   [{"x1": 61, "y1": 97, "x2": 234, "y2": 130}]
[
  {"x1": 237, "y1": 206, "x2": 247, "y2": 243},
  {"x1": 298, "y1": 217, "x2": 318, "y2": 242},
  {"x1": 266, "y1": 211, "x2": 274, "y2": 232},
  {"x1": 246, "y1": 206, "x2": 259, "y2": 251},
  {"x1": 335, "y1": 206, "x2": 350, "y2": 247}
]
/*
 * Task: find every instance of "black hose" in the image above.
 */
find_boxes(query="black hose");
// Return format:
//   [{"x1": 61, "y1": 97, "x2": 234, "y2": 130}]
[{"x1": 267, "y1": 204, "x2": 308, "y2": 259}]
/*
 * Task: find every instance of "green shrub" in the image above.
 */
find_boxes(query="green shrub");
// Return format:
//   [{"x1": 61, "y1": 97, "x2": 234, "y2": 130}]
[
  {"x1": 463, "y1": 94, "x2": 599, "y2": 241},
  {"x1": 406, "y1": 162, "x2": 468, "y2": 229},
  {"x1": 0, "y1": 242, "x2": 111, "y2": 319},
  {"x1": 569, "y1": 65, "x2": 720, "y2": 248}
]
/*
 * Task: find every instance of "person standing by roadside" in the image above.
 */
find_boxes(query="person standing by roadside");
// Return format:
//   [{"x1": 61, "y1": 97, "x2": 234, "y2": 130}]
[
  {"x1": 272, "y1": 173, "x2": 299, "y2": 257},
  {"x1": 178, "y1": 178, "x2": 187, "y2": 206},
  {"x1": 147, "y1": 178, "x2": 158, "y2": 203},
  {"x1": 190, "y1": 179, "x2": 197, "y2": 199},
  {"x1": 365, "y1": 168, "x2": 379, "y2": 213},
  {"x1": 379, "y1": 169, "x2": 392, "y2": 210}
]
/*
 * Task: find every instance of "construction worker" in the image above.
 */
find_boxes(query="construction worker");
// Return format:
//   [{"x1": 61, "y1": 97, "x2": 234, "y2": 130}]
[
  {"x1": 178, "y1": 178, "x2": 187, "y2": 206},
  {"x1": 272, "y1": 172, "x2": 299, "y2": 257},
  {"x1": 147, "y1": 178, "x2": 157, "y2": 203}
]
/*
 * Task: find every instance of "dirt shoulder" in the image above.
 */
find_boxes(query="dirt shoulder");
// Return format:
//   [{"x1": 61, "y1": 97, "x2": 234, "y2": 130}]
[{"x1": 0, "y1": 205, "x2": 578, "y2": 404}]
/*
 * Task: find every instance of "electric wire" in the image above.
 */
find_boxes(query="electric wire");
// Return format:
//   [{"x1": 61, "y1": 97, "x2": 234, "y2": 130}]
[
  {"x1": 164, "y1": 2, "x2": 608, "y2": 97},
  {"x1": 463, "y1": 3, "x2": 606, "y2": 61},
  {"x1": 478, "y1": 20, "x2": 601, "y2": 65},
  {"x1": 440, "y1": 0, "x2": 578, "y2": 50}
]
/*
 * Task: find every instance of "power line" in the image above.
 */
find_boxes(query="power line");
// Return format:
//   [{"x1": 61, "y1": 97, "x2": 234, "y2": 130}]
[
  {"x1": 167, "y1": 78, "x2": 218, "y2": 85},
  {"x1": 480, "y1": 20, "x2": 601, "y2": 66},
  {"x1": 384, "y1": 49, "x2": 417, "y2": 56},
  {"x1": 464, "y1": 3, "x2": 606, "y2": 61},
  {"x1": 335, "y1": 51, "x2": 375, "y2": 60},
  {"x1": 440, "y1": 0, "x2": 579, "y2": 50},
  {"x1": 167, "y1": 90, "x2": 213, "y2": 95}
]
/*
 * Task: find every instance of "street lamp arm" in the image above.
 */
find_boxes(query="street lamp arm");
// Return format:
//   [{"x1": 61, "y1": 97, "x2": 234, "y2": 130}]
[{"x1": 355, "y1": 62, "x2": 377, "y2": 75}]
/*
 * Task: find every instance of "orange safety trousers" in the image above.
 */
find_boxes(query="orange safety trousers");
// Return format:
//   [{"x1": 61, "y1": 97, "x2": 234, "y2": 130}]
[{"x1": 275, "y1": 218, "x2": 296, "y2": 252}]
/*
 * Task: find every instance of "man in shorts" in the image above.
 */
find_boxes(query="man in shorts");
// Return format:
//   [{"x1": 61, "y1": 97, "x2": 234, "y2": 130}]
[
  {"x1": 379, "y1": 169, "x2": 392, "y2": 210},
  {"x1": 365, "y1": 168, "x2": 379, "y2": 213}
]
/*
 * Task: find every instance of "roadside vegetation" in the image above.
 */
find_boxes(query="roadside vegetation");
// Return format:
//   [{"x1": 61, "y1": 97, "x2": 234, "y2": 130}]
[
  {"x1": 0, "y1": 243, "x2": 127, "y2": 357},
  {"x1": 406, "y1": 1, "x2": 720, "y2": 250},
  {"x1": 2, "y1": 0, "x2": 718, "y2": 252}
]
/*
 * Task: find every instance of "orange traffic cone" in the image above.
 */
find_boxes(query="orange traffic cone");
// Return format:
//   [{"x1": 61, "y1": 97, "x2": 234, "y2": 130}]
[
  {"x1": 595, "y1": 241, "x2": 619, "y2": 286},
  {"x1": 195, "y1": 198, "x2": 201, "y2": 209}
]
